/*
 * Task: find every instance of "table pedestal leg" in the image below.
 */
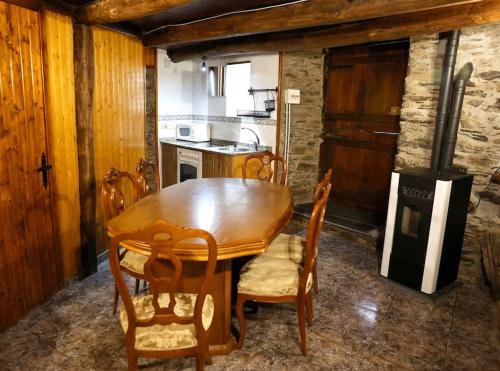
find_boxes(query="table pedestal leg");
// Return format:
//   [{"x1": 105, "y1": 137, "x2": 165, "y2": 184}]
[{"x1": 182, "y1": 259, "x2": 234, "y2": 355}]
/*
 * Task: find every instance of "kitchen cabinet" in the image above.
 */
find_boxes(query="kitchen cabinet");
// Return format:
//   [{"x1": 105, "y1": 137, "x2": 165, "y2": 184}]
[
  {"x1": 202, "y1": 152, "x2": 247, "y2": 178},
  {"x1": 162, "y1": 143, "x2": 257, "y2": 187},
  {"x1": 161, "y1": 143, "x2": 177, "y2": 187}
]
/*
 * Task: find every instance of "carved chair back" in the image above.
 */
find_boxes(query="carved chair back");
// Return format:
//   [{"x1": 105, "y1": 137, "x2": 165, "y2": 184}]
[
  {"x1": 242, "y1": 150, "x2": 288, "y2": 185},
  {"x1": 136, "y1": 158, "x2": 160, "y2": 197},
  {"x1": 108, "y1": 220, "x2": 218, "y2": 357},
  {"x1": 299, "y1": 182, "x2": 332, "y2": 295},
  {"x1": 312, "y1": 169, "x2": 333, "y2": 204},
  {"x1": 101, "y1": 167, "x2": 142, "y2": 219}
]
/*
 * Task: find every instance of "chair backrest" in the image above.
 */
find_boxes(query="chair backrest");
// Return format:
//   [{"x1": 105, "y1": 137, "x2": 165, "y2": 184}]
[
  {"x1": 108, "y1": 220, "x2": 218, "y2": 348},
  {"x1": 299, "y1": 182, "x2": 332, "y2": 294},
  {"x1": 242, "y1": 150, "x2": 288, "y2": 185},
  {"x1": 136, "y1": 158, "x2": 160, "y2": 197},
  {"x1": 312, "y1": 169, "x2": 333, "y2": 205},
  {"x1": 101, "y1": 167, "x2": 142, "y2": 219}
]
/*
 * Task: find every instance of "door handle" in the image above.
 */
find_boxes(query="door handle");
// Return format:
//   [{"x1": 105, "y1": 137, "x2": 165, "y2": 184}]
[
  {"x1": 36, "y1": 153, "x2": 53, "y2": 189},
  {"x1": 374, "y1": 131, "x2": 400, "y2": 136}
]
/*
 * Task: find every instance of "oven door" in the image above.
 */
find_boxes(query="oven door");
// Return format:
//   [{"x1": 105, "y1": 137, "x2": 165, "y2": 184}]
[{"x1": 177, "y1": 149, "x2": 202, "y2": 183}]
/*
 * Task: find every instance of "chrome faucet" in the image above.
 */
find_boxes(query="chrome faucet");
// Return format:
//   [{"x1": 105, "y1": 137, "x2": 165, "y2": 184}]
[{"x1": 242, "y1": 127, "x2": 260, "y2": 151}]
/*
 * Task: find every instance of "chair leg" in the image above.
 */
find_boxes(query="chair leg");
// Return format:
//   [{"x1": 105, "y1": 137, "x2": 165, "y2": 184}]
[
  {"x1": 142, "y1": 279, "x2": 147, "y2": 291},
  {"x1": 113, "y1": 284, "x2": 119, "y2": 314},
  {"x1": 312, "y1": 262, "x2": 319, "y2": 294},
  {"x1": 305, "y1": 292, "x2": 313, "y2": 327},
  {"x1": 134, "y1": 278, "x2": 140, "y2": 294},
  {"x1": 126, "y1": 350, "x2": 138, "y2": 371},
  {"x1": 196, "y1": 353, "x2": 205, "y2": 371},
  {"x1": 297, "y1": 299, "x2": 307, "y2": 356},
  {"x1": 235, "y1": 295, "x2": 247, "y2": 349},
  {"x1": 205, "y1": 343, "x2": 213, "y2": 365}
]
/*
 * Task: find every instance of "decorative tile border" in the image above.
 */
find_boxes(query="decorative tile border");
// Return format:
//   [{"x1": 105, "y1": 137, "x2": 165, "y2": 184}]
[{"x1": 158, "y1": 114, "x2": 276, "y2": 126}]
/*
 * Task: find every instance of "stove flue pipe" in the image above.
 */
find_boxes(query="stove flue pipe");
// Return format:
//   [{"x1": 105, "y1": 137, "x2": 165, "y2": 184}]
[
  {"x1": 439, "y1": 62, "x2": 473, "y2": 170},
  {"x1": 430, "y1": 30, "x2": 461, "y2": 172}
]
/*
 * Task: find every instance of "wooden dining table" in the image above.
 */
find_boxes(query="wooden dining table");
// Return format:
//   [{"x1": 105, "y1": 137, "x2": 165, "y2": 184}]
[{"x1": 107, "y1": 177, "x2": 294, "y2": 355}]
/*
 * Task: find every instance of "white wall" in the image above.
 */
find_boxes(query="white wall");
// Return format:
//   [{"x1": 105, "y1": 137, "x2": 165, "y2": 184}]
[
  {"x1": 157, "y1": 49, "x2": 195, "y2": 116},
  {"x1": 157, "y1": 51, "x2": 279, "y2": 150},
  {"x1": 205, "y1": 54, "x2": 280, "y2": 119}
]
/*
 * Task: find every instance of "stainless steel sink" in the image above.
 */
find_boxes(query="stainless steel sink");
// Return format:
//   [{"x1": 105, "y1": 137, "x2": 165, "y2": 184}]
[{"x1": 216, "y1": 146, "x2": 252, "y2": 153}]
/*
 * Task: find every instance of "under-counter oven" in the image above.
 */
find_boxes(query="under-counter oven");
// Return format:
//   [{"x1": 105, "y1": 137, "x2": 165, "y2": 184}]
[{"x1": 177, "y1": 148, "x2": 202, "y2": 183}]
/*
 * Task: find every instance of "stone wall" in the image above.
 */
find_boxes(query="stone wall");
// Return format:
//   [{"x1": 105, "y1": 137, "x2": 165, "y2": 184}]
[
  {"x1": 396, "y1": 24, "x2": 500, "y2": 283},
  {"x1": 145, "y1": 67, "x2": 157, "y2": 190},
  {"x1": 279, "y1": 50, "x2": 324, "y2": 203}
]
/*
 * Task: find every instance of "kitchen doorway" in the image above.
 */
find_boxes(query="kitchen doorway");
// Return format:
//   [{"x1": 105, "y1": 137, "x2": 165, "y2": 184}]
[{"x1": 319, "y1": 40, "x2": 409, "y2": 235}]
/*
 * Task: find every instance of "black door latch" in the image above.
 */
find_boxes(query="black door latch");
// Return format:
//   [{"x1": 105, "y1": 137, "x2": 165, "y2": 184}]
[{"x1": 36, "y1": 153, "x2": 53, "y2": 189}]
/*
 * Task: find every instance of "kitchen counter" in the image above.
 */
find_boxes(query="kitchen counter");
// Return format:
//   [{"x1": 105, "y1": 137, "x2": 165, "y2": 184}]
[{"x1": 160, "y1": 138, "x2": 271, "y2": 156}]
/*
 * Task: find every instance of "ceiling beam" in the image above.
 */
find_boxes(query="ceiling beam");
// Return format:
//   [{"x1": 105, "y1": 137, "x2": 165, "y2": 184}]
[
  {"x1": 145, "y1": 0, "x2": 482, "y2": 48},
  {"x1": 3, "y1": 0, "x2": 74, "y2": 15},
  {"x1": 76, "y1": 0, "x2": 192, "y2": 24},
  {"x1": 167, "y1": 0, "x2": 500, "y2": 62}
]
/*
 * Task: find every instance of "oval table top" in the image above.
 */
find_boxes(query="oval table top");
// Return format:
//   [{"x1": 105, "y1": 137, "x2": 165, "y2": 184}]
[{"x1": 107, "y1": 178, "x2": 294, "y2": 260}]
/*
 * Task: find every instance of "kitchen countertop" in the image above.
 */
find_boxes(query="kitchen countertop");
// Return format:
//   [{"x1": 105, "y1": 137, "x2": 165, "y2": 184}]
[{"x1": 159, "y1": 138, "x2": 271, "y2": 156}]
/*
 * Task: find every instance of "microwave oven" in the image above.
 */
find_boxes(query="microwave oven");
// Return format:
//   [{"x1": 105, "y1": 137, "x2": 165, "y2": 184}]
[{"x1": 176, "y1": 123, "x2": 211, "y2": 142}]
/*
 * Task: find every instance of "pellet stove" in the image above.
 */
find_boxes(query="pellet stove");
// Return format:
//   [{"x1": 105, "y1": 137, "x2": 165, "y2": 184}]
[{"x1": 380, "y1": 30, "x2": 474, "y2": 294}]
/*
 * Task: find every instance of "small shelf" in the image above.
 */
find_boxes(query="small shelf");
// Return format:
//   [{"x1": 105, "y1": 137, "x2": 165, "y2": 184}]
[{"x1": 236, "y1": 110, "x2": 271, "y2": 118}]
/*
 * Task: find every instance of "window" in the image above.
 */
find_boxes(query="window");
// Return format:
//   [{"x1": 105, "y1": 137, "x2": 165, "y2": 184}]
[
  {"x1": 225, "y1": 62, "x2": 252, "y2": 117},
  {"x1": 401, "y1": 205, "x2": 421, "y2": 238}
]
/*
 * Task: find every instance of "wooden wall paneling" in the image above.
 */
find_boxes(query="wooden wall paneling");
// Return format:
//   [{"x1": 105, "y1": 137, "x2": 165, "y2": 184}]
[
  {"x1": 41, "y1": 9, "x2": 81, "y2": 280},
  {"x1": 74, "y1": 22, "x2": 97, "y2": 277},
  {"x1": 92, "y1": 27, "x2": 145, "y2": 256},
  {"x1": 0, "y1": 1, "x2": 61, "y2": 330}
]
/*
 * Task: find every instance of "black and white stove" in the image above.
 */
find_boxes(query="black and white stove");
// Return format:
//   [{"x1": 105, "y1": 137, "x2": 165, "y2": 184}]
[{"x1": 380, "y1": 30, "x2": 475, "y2": 294}]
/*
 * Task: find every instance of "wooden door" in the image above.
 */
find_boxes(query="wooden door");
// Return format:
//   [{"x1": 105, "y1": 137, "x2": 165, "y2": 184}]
[
  {"x1": 321, "y1": 41, "x2": 408, "y2": 212},
  {"x1": 0, "y1": 3, "x2": 61, "y2": 331}
]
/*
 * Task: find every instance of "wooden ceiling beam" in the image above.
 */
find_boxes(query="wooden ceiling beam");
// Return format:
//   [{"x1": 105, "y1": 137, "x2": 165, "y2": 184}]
[
  {"x1": 2, "y1": 0, "x2": 74, "y2": 15},
  {"x1": 76, "y1": 0, "x2": 192, "y2": 24},
  {"x1": 144, "y1": 0, "x2": 482, "y2": 48},
  {"x1": 167, "y1": 0, "x2": 500, "y2": 62}
]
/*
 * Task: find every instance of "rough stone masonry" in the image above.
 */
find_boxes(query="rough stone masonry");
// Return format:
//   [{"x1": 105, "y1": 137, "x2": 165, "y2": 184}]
[
  {"x1": 396, "y1": 24, "x2": 500, "y2": 283},
  {"x1": 280, "y1": 23, "x2": 499, "y2": 283}
]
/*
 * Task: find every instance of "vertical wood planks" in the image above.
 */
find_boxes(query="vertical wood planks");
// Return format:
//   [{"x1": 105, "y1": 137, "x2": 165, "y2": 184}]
[
  {"x1": 41, "y1": 9, "x2": 81, "y2": 279},
  {"x1": 0, "y1": 1, "x2": 61, "y2": 331},
  {"x1": 92, "y1": 27, "x2": 145, "y2": 255}
]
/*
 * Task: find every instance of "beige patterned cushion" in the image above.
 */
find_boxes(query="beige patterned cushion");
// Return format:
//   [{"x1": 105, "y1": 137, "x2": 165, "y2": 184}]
[
  {"x1": 120, "y1": 251, "x2": 148, "y2": 274},
  {"x1": 238, "y1": 255, "x2": 313, "y2": 297},
  {"x1": 263, "y1": 233, "x2": 306, "y2": 263},
  {"x1": 120, "y1": 293, "x2": 214, "y2": 351}
]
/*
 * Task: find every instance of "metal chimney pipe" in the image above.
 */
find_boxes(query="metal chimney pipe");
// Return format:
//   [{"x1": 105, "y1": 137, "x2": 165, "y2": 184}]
[
  {"x1": 439, "y1": 63, "x2": 473, "y2": 170},
  {"x1": 430, "y1": 30, "x2": 461, "y2": 172}
]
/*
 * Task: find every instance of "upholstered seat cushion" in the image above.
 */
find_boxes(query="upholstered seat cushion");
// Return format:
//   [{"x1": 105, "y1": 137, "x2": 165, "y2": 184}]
[
  {"x1": 263, "y1": 233, "x2": 306, "y2": 263},
  {"x1": 238, "y1": 255, "x2": 312, "y2": 297},
  {"x1": 120, "y1": 251, "x2": 148, "y2": 274},
  {"x1": 120, "y1": 293, "x2": 214, "y2": 351}
]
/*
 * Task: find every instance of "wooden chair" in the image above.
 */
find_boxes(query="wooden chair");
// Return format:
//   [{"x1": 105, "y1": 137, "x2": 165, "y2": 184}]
[
  {"x1": 101, "y1": 167, "x2": 147, "y2": 313},
  {"x1": 136, "y1": 158, "x2": 160, "y2": 197},
  {"x1": 235, "y1": 182, "x2": 331, "y2": 355},
  {"x1": 242, "y1": 150, "x2": 288, "y2": 185},
  {"x1": 108, "y1": 220, "x2": 217, "y2": 371},
  {"x1": 262, "y1": 169, "x2": 333, "y2": 293}
]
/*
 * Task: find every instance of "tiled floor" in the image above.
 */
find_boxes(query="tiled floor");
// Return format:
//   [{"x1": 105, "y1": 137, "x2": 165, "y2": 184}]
[{"x1": 0, "y1": 221, "x2": 498, "y2": 370}]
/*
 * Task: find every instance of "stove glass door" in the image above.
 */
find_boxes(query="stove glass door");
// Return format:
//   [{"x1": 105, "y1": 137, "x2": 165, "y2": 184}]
[{"x1": 179, "y1": 163, "x2": 197, "y2": 183}]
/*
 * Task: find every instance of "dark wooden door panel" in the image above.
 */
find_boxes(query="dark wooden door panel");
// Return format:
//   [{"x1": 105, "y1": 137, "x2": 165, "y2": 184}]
[
  {"x1": 0, "y1": 3, "x2": 61, "y2": 331},
  {"x1": 321, "y1": 41, "x2": 408, "y2": 212}
]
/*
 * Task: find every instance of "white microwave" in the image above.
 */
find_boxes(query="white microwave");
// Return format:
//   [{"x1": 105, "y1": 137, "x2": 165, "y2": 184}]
[{"x1": 176, "y1": 123, "x2": 211, "y2": 142}]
